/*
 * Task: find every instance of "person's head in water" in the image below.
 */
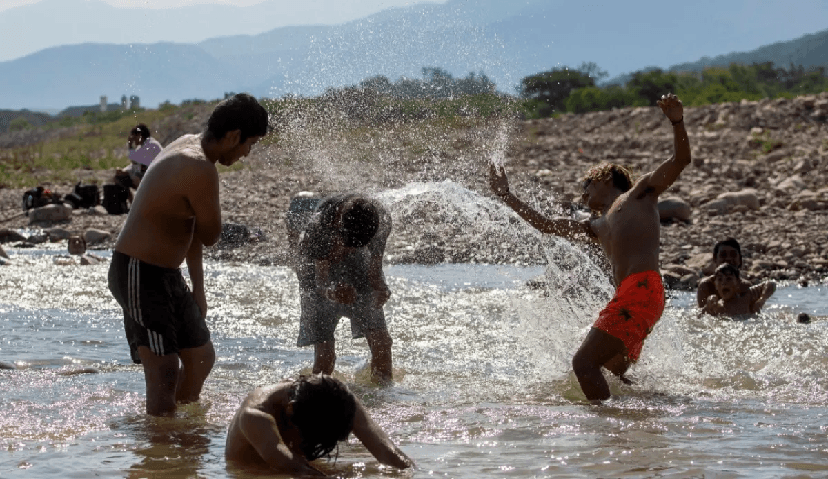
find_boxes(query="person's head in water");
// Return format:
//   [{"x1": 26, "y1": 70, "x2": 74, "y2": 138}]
[
  {"x1": 288, "y1": 375, "x2": 357, "y2": 461},
  {"x1": 579, "y1": 163, "x2": 633, "y2": 212},
  {"x1": 713, "y1": 263, "x2": 741, "y2": 301},
  {"x1": 67, "y1": 235, "x2": 87, "y2": 256},
  {"x1": 205, "y1": 93, "x2": 269, "y2": 144},
  {"x1": 712, "y1": 238, "x2": 742, "y2": 269}
]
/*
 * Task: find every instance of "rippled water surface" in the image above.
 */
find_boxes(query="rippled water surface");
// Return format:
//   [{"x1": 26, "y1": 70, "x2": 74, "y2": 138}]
[{"x1": 2, "y1": 190, "x2": 828, "y2": 478}]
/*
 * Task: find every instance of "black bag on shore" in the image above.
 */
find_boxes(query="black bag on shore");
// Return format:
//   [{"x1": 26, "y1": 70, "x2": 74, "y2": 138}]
[
  {"x1": 74, "y1": 183, "x2": 100, "y2": 208},
  {"x1": 102, "y1": 184, "x2": 129, "y2": 215},
  {"x1": 22, "y1": 186, "x2": 62, "y2": 215}
]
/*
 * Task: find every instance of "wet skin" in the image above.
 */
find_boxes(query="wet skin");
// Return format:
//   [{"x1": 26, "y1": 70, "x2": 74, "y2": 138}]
[
  {"x1": 696, "y1": 245, "x2": 753, "y2": 308},
  {"x1": 490, "y1": 93, "x2": 691, "y2": 400},
  {"x1": 225, "y1": 380, "x2": 414, "y2": 475},
  {"x1": 114, "y1": 129, "x2": 261, "y2": 416}
]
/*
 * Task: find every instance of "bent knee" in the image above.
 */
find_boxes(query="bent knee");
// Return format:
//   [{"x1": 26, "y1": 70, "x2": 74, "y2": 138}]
[{"x1": 572, "y1": 351, "x2": 599, "y2": 376}]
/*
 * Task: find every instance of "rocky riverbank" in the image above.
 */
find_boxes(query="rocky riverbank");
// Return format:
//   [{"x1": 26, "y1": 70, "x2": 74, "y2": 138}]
[{"x1": 2, "y1": 93, "x2": 827, "y2": 289}]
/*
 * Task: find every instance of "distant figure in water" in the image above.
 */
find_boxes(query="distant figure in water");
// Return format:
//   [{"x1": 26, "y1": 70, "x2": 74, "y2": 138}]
[
  {"x1": 701, "y1": 263, "x2": 776, "y2": 317},
  {"x1": 490, "y1": 93, "x2": 691, "y2": 401},
  {"x1": 107, "y1": 93, "x2": 268, "y2": 416},
  {"x1": 293, "y1": 193, "x2": 395, "y2": 385},
  {"x1": 0, "y1": 244, "x2": 8, "y2": 266},
  {"x1": 53, "y1": 235, "x2": 104, "y2": 266},
  {"x1": 696, "y1": 238, "x2": 753, "y2": 309},
  {"x1": 225, "y1": 374, "x2": 413, "y2": 476}
]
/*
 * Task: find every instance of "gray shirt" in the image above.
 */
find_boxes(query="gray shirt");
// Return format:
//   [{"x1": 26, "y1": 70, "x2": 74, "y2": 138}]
[{"x1": 296, "y1": 194, "x2": 391, "y2": 295}]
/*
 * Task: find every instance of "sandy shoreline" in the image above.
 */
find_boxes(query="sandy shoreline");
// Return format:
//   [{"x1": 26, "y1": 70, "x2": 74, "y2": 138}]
[{"x1": 2, "y1": 95, "x2": 827, "y2": 289}]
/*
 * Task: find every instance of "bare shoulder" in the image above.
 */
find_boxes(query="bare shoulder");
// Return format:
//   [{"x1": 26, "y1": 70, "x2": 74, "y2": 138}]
[{"x1": 628, "y1": 172, "x2": 659, "y2": 200}]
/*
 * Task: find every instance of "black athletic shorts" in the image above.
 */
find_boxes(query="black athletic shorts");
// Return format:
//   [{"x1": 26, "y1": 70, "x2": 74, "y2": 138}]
[{"x1": 108, "y1": 251, "x2": 209, "y2": 363}]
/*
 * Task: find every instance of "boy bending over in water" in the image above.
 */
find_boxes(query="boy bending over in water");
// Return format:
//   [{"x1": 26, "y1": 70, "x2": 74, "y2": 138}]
[
  {"x1": 225, "y1": 375, "x2": 413, "y2": 476},
  {"x1": 702, "y1": 263, "x2": 776, "y2": 317},
  {"x1": 489, "y1": 93, "x2": 691, "y2": 400}
]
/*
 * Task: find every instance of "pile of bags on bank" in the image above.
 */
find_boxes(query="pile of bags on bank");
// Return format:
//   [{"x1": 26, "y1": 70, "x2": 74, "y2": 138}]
[{"x1": 22, "y1": 183, "x2": 130, "y2": 223}]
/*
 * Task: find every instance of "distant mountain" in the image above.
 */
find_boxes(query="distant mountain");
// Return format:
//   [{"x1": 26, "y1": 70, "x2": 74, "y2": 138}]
[
  {"x1": 669, "y1": 29, "x2": 828, "y2": 72},
  {"x1": 1, "y1": 0, "x2": 827, "y2": 110},
  {"x1": 0, "y1": 42, "x2": 239, "y2": 110}
]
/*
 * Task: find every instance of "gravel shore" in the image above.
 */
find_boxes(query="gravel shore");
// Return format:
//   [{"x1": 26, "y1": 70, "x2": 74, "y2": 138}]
[{"x1": 2, "y1": 94, "x2": 827, "y2": 289}]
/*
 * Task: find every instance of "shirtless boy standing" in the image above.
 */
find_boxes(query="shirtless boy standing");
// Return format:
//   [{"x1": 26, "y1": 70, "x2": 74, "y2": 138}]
[
  {"x1": 107, "y1": 93, "x2": 268, "y2": 416},
  {"x1": 225, "y1": 375, "x2": 413, "y2": 476},
  {"x1": 489, "y1": 93, "x2": 690, "y2": 400}
]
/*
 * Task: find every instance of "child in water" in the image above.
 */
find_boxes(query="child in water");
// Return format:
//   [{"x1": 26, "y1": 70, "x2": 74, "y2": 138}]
[
  {"x1": 53, "y1": 235, "x2": 104, "y2": 266},
  {"x1": 702, "y1": 263, "x2": 776, "y2": 317}
]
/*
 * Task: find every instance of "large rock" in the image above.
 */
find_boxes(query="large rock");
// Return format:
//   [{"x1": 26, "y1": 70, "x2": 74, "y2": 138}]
[
  {"x1": 658, "y1": 197, "x2": 692, "y2": 223},
  {"x1": 84, "y1": 229, "x2": 111, "y2": 245},
  {"x1": 701, "y1": 189, "x2": 760, "y2": 214},
  {"x1": 28, "y1": 204, "x2": 72, "y2": 224}
]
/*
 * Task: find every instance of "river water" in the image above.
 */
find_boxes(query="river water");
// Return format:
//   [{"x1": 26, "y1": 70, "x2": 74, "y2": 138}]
[{"x1": 2, "y1": 186, "x2": 828, "y2": 478}]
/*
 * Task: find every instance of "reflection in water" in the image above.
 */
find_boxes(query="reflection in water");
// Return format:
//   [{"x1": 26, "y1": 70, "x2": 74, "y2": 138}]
[{"x1": 123, "y1": 408, "x2": 215, "y2": 479}]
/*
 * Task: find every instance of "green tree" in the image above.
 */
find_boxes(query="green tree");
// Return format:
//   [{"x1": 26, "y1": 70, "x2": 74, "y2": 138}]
[
  {"x1": 565, "y1": 85, "x2": 642, "y2": 114},
  {"x1": 627, "y1": 69, "x2": 679, "y2": 106},
  {"x1": 518, "y1": 65, "x2": 596, "y2": 115},
  {"x1": 9, "y1": 117, "x2": 32, "y2": 131}
]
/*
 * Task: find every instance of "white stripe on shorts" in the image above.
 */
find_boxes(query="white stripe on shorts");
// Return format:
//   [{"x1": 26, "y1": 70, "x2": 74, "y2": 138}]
[
  {"x1": 128, "y1": 257, "x2": 144, "y2": 327},
  {"x1": 148, "y1": 330, "x2": 164, "y2": 356}
]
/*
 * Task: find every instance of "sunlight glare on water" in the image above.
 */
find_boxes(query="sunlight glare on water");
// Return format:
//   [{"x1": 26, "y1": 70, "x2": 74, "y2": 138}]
[{"x1": 2, "y1": 183, "x2": 828, "y2": 478}]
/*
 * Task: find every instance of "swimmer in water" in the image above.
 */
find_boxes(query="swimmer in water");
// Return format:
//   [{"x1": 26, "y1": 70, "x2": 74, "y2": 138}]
[
  {"x1": 701, "y1": 263, "x2": 776, "y2": 317},
  {"x1": 225, "y1": 375, "x2": 413, "y2": 476},
  {"x1": 490, "y1": 93, "x2": 691, "y2": 400},
  {"x1": 54, "y1": 235, "x2": 104, "y2": 266}
]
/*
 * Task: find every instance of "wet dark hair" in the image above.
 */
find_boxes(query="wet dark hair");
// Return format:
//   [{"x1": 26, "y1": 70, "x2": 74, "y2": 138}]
[
  {"x1": 714, "y1": 263, "x2": 740, "y2": 279},
  {"x1": 581, "y1": 163, "x2": 633, "y2": 193},
  {"x1": 206, "y1": 93, "x2": 269, "y2": 143},
  {"x1": 713, "y1": 238, "x2": 742, "y2": 265},
  {"x1": 300, "y1": 195, "x2": 379, "y2": 259},
  {"x1": 289, "y1": 375, "x2": 357, "y2": 461},
  {"x1": 131, "y1": 123, "x2": 150, "y2": 139},
  {"x1": 341, "y1": 198, "x2": 379, "y2": 248}
]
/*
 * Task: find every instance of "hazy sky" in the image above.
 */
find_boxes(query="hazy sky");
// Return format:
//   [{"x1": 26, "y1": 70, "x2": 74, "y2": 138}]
[
  {"x1": 0, "y1": 0, "x2": 446, "y2": 62},
  {"x1": 0, "y1": 0, "x2": 418, "y2": 11}
]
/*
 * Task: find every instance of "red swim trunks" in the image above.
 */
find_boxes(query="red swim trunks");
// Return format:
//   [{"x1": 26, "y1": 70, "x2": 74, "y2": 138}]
[{"x1": 593, "y1": 270, "x2": 665, "y2": 362}]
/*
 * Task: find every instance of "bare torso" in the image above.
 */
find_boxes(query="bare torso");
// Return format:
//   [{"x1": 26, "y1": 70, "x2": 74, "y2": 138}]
[
  {"x1": 225, "y1": 383, "x2": 292, "y2": 464},
  {"x1": 114, "y1": 134, "x2": 218, "y2": 268},
  {"x1": 589, "y1": 182, "x2": 661, "y2": 286}
]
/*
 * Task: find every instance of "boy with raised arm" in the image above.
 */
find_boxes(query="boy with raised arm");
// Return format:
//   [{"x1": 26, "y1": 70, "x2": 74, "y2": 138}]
[
  {"x1": 107, "y1": 94, "x2": 268, "y2": 416},
  {"x1": 225, "y1": 375, "x2": 413, "y2": 476},
  {"x1": 489, "y1": 93, "x2": 691, "y2": 400}
]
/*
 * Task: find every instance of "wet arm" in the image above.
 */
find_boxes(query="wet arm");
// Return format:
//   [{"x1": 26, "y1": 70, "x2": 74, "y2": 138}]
[
  {"x1": 185, "y1": 239, "x2": 207, "y2": 318},
  {"x1": 750, "y1": 281, "x2": 776, "y2": 313},
  {"x1": 697, "y1": 277, "x2": 715, "y2": 308},
  {"x1": 489, "y1": 164, "x2": 594, "y2": 243},
  {"x1": 189, "y1": 162, "x2": 222, "y2": 246},
  {"x1": 501, "y1": 192, "x2": 594, "y2": 243},
  {"x1": 238, "y1": 407, "x2": 324, "y2": 476},
  {"x1": 643, "y1": 96, "x2": 692, "y2": 196},
  {"x1": 351, "y1": 400, "x2": 414, "y2": 469},
  {"x1": 367, "y1": 211, "x2": 391, "y2": 292}
]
